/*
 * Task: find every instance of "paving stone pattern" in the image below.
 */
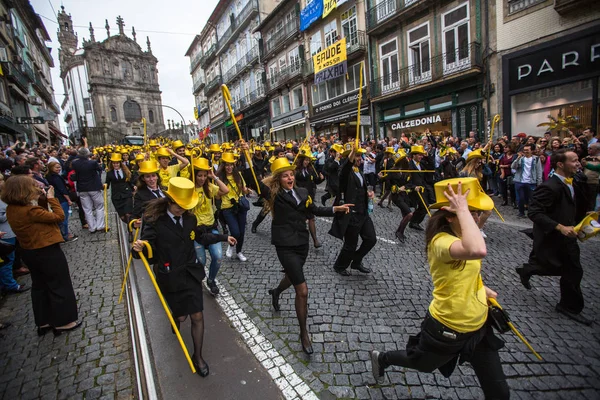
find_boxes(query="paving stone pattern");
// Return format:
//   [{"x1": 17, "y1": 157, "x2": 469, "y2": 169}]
[
  {"x1": 0, "y1": 213, "x2": 134, "y2": 400},
  {"x1": 216, "y1": 186, "x2": 600, "y2": 400}
]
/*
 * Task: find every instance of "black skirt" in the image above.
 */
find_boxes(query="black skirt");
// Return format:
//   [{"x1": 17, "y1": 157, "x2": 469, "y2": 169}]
[
  {"x1": 112, "y1": 196, "x2": 133, "y2": 217},
  {"x1": 275, "y1": 244, "x2": 309, "y2": 286},
  {"x1": 154, "y1": 264, "x2": 205, "y2": 317}
]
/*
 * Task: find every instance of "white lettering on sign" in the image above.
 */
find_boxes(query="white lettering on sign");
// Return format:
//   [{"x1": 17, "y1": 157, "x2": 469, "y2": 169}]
[
  {"x1": 391, "y1": 115, "x2": 442, "y2": 130},
  {"x1": 592, "y1": 44, "x2": 600, "y2": 62},
  {"x1": 537, "y1": 59, "x2": 554, "y2": 76},
  {"x1": 518, "y1": 64, "x2": 532, "y2": 80},
  {"x1": 562, "y1": 51, "x2": 579, "y2": 68}
]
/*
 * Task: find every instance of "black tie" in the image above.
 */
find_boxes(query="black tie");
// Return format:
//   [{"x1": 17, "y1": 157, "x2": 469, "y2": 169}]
[
  {"x1": 287, "y1": 190, "x2": 297, "y2": 205},
  {"x1": 152, "y1": 190, "x2": 162, "y2": 198},
  {"x1": 173, "y1": 216, "x2": 183, "y2": 231},
  {"x1": 116, "y1": 170, "x2": 121, "y2": 180}
]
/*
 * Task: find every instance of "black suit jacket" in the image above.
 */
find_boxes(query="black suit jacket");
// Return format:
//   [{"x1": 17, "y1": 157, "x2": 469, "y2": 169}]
[
  {"x1": 330, "y1": 158, "x2": 369, "y2": 239},
  {"x1": 270, "y1": 186, "x2": 334, "y2": 247},
  {"x1": 295, "y1": 167, "x2": 324, "y2": 198},
  {"x1": 324, "y1": 156, "x2": 340, "y2": 193},
  {"x1": 132, "y1": 187, "x2": 161, "y2": 219},
  {"x1": 528, "y1": 175, "x2": 578, "y2": 271},
  {"x1": 105, "y1": 170, "x2": 134, "y2": 199}
]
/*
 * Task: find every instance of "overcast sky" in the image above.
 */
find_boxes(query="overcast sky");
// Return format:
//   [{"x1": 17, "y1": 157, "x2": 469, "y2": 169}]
[{"x1": 32, "y1": 0, "x2": 219, "y2": 129}]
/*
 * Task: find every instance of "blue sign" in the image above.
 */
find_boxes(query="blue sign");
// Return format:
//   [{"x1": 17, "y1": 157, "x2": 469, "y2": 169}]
[{"x1": 300, "y1": 0, "x2": 323, "y2": 32}]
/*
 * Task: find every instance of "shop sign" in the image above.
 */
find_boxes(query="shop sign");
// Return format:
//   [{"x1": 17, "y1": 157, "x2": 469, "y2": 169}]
[
  {"x1": 508, "y1": 30, "x2": 600, "y2": 92},
  {"x1": 271, "y1": 107, "x2": 306, "y2": 128},
  {"x1": 314, "y1": 38, "x2": 347, "y2": 84},
  {"x1": 390, "y1": 114, "x2": 442, "y2": 130},
  {"x1": 300, "y1": 0, "x2": 323, "y2": 32},
  {"x1": 224, "y1": 113, "x2": 243, "y2": 128},
  {"x1": 313, "y1": 90, "x2": 364, "y2": 115},
  {"x1": 323, "y1": 0, "x2": 336, "y2": 18}
]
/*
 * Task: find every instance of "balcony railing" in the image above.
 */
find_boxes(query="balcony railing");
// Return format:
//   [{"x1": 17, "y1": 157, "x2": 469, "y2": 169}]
[
  {"x1": 204, "y1": 75, "x2": 222, "y2": 96},
  {"x1": 235, "y1": 86, "x2": 266, "y2": 111},
  {"x1": 223, "y1": 62, "x2": 240, "y2": 84},
  {"x1": 508, "y1": 0, "x2": 545, "y2": 14},
  {"x1": 267, "y1": 61, "x2": 303, "y2": 93},
  {"x1": 193, "y1": 77, "x2": 205, "y2": 94},
  {"x1": 2, "y1": 62, "x2": 29, "y2": 92},
  {"x1": 223, "y1": 46, "x2": 260, "y2": 84},
  {"x1": 217, "y1": 0, "x2": 259, "y2": 52},
  {"x1": 22, "y1": 62, "x2": 35, "y2": 82},
  {"x1": 370, "y1": 42, "x2": 481, "y2": 98},
  {"x1": 366, "y1": 0, "x2": 421, "y2": 31},
  {"x1": 190, "y1": 52, "x2": 203, "y2": 73},
  {"x1": 264, "y1": 18, "x2": 299, "y2": 58},
  {"x1": 32, "y1": 71, "x2": 54, "y2": 103},
  {"x1": 199, "y1": 43, "x2": 217, "y2": 68}
]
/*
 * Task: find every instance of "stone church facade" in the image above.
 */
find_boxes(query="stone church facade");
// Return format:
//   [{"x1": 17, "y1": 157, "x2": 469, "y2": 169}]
[{"x1": 58, "y1": 7, "x2": 165, "y2": 143}]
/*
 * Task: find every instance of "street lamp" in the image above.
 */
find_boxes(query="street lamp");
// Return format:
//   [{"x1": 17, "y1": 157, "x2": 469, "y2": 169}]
[{"x1": 161, "y1": 104, "x2": 187, "y2": 138}]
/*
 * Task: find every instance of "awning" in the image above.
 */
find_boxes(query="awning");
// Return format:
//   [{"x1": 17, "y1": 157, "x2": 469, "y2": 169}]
[
  {"x1": 271, "y1": 117, "x2": 305, "y2": 133},
  {"x1": 48, "y1": 123, "x2": 68, "y2": 139},
  {"x1": 0, "y1": 116, "x2": 31, "y2": 136},
  {"x1": 310, "y1": 107, "x2": 369, "y2": 126}
]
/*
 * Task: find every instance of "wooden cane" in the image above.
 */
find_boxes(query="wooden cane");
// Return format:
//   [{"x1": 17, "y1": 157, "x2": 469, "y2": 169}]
[
  {"x1": 118, "y1": 219, "x2": 140, "y2": 304},
  {"x1": 103, "y1": 184, "x2": 109, "y2": 232}
]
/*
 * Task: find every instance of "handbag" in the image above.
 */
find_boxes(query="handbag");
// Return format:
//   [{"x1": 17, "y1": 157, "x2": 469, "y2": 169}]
[
  {"x1": 488, "y1": 305, "x2": 511, "y2": 334},
  {"x1": 230, "y1": 176, "x2": 250, "y2": 212}
]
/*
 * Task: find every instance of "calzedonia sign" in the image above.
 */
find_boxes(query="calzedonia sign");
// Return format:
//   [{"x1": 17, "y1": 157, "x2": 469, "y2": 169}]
[{"x1": 391, "y1": 115, "x2": 442, "y2": 130}]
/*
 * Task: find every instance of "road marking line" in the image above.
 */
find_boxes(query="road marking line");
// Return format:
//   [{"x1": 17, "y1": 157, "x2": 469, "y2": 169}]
[
  {"x1": 315, "y1": 217, "x2": 398, "y2": 245},
  {"x1": 213, "y1": 279, "x2": 319, "y2": 400}
]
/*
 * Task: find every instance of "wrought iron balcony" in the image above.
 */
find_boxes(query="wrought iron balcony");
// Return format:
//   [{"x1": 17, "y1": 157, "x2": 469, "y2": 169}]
[
  {"x1": 32, "y1": 71, "x2": 54, "y2": 104},
  {"x1": 199, "y1": 43, "x2": 217, "y2": 69},
  {"x1": 22, "y1": 62, "x2": 35, "y2": 82},
  {"x1": 236, "y1": 86, "x2": 266, "y2": 111},
  {"x1": 264, "y1": 18, "x2": 299, "y2": 59},
  {"x1": 2, "y1": 62, "x2": 29, "y2": 92},
  {"x1": 204, "y1": 74, "x2": 222, "y2": 96},
  {"x1": 189, "y1": 52, "x2": 203, "y2": 73},
  {"x1": 370, "y1": 42, "x2": 481, "y2": 99},
  {"x1": 366, "y1": 0, "x2": 422, "y2": 32},
  {"x1": 508, "y1": 0, "x2": 546, "y2": 14},
  {"x1": 346, "y1": 30, "x2": 367, "y2": 56},
  {"x1": 266, "y1": 61, "x2": 303, "y2": 93},
  {"x1": 223, "y1": 46, "x2": 260, "y2": 84},
  {"x1": 193, "y1": 77, "x2": 205, "y2": 94},
  {"x1": 217, "y1": 0, "x2": 259, "y2": 53}
]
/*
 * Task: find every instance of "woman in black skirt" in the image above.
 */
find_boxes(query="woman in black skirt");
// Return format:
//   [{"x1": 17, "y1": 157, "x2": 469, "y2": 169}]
[
  {"x1": 133, "y1": 177, "x2": 235, "y2": 377},
  {"x1": 265, "y1": 158, "x2": 351, "y2": 354},
  {"x1": 105, "y1": 153, "x2": 134, "y2": 224}
]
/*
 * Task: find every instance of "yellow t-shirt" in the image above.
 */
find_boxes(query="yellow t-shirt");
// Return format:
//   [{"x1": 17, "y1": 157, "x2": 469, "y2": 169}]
[
  {"x1": 220, "y1": 174, "x2": 246, "y2": 210},
  {"x1": 193, "y1": 184, "x2": 219, "y2": 226},
  {"x1": 427, "y1": 232, "x2": 488, "y2": 333},
  {"x1": 158, "y1": 164, "x2": 180, "y2": 189},
  {"x1": 178, "y1": 163, "x2": 191, "y2": 180}
]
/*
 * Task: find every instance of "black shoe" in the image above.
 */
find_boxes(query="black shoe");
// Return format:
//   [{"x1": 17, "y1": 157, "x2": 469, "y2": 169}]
[
  {"x1": 268, "y1": 288, "x2": 280, "y2": 311},
  {"x1": 515, "y1": 267, "x2": 531, "y2": 290},
  {"x1": 370, "y1": 350, "x2": 386, "y2": 385},
  {"x1": 37, "y1": 325, "x2": 52, "y2": 337},
  {"x1": 192, "y1": 359, "x2": 210, "y2": 377},
  {"x1": 555, "y1": 304, "x2": 593, "y2": 326},
  {"x1": 394, "y1": 231, "x2": 406, "y2": 243},
  {"x1": 320, "y1": 196, "x2": 326, "y2": 206},
  {"x1": 53, "y1": 320, "x2": 83, "y2": 336},
  {"x1": 334, "y1": 267, "x2": 351, "y2": 276},
  {"x1": 251, "y1": 224, "x2": 258, "y2": 234},
  {"x1": 314, "y1": 241, "x2": 322, "y2": 248},
  {"x1": 6, "y1": 284, "x2": 30, "y2": 294},
  {"x1": 301, "y1": 336, "x2": 314, "y2": 355},
  {"x1": 205, "y1": 279, "x2": 219, "y2": 296},
  {"x1": 350, "y1": 262, "x2": 372, "y2": 274},
  {"x1": 409, "y1": 223, "x2": 424, "y2": 231}
]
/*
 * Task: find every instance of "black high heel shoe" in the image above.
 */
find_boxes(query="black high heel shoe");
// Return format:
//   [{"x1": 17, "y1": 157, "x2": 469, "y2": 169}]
[
  {"x1": 192, "y1": 359, "x2": 210, "y2": 377},
  {"x1": 268, "y1": 289, "x2": 280, "y2": 311},
  {"x1": 52, "y1": 320, "x2": 83, "y2": 336},
  {"x1": 301, "y1": 335, "x2": 313, "y2": 355},
  {"x1": 37, "y1": 326, "x2": 52, "y2": 337}
]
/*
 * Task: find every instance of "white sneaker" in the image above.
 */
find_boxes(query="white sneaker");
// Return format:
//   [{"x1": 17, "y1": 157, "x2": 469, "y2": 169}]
[
  {"x1": 226, "y1": 245, "x2": 233, "y2": 258},
  {"x1": 480, "y1": 229, "x2": 487, "y2": 238},
  {"x1": 237, "y1": 252, "x2": 247, "y2": 262}
]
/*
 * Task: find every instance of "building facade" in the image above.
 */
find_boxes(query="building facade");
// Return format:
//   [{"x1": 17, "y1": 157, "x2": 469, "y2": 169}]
[
  {"x1": 58, "y1": 8, "x2": 165, "y2": 145},
  {"x1": 366, "y1": 0, "x2": 488, "y2": 140},
  {"x1": 0, "y1": 0, "x2": 63, "y2": 145},
  {"x1": 492, "y1": 0, "x2": 600, "y2": 137}
]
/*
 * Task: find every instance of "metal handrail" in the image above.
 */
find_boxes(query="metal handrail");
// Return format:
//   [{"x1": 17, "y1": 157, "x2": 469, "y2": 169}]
[
  {"x1": 370, "y1": 42, "x2": 481, "y2": 98},
  {"x1": 199, "y1": 43, "x2": 217, "y2": 68},
  {"x1": 264, "y1": 18, "x2": 299, "y2": 57},
  {"x1": 366, "y1": 0, "x2": 421, "y2": 31},
  {"x1": 218, "y1": 1, "x2": 258, "y2": 52},
  {"x1": 204, "y1": 75, "x2": 222, "y2": 95}
]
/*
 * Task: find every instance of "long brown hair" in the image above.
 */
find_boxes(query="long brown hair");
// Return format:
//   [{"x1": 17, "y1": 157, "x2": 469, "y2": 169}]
[
  {"x1": 460, "y1": 158, "x2": 483, "y2": 181},
  {"x1": 142, "y1": 197, "x2": 192, "y2": 223},
  {"x1": 217, "y1": 162, "x2": 242, "y2": 194},
  {"x1": 194, "y1": 169, "x2": 213, "y2": 198},
  {"x1": 2, "y1": 175, "x2": 40, "y2": 206},
  {"x1": 262, "y1": 171, "x2": 289, "y2": 214},
  {"x1": 110, "y1": 161, "x2": 132, "y2": 181},
  {"x1": 425, "y1": 209, "x2": 466, "y2": 271},
  {"x1": 45, "y1": 161, "x2": 61, "y2": 177}
]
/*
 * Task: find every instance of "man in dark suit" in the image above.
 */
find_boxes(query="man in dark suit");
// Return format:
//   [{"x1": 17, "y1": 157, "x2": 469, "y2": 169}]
[
  {"x1": 321, "y1": 145, "x2": 341, "y2": 206},
  {"x1": 516, "y1": 149, "x2": 591, "y2": 325},
  {"x1": 329, "y1": 146, "x2": 376, "y2": 276},
  {"x1": 405, "y1": 145, "x2": 435, "y2": 231},
  {"x1": 72, "y1": 146, "x2": 105, "y2": 233}
]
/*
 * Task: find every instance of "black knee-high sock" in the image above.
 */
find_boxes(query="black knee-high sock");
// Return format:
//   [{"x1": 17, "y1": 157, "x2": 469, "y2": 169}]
[{"x1": 191, "y1": 312, "x2": 206, "y2": 366}]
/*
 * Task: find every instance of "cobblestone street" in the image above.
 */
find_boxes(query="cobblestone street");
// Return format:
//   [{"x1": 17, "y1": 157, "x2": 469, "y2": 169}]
[
  {"x1": 215, "y1": 187, "x2": 600, "y2": 400},
  {"x1": 0, "y1": 215, "x2": 134, "y2": 400}
]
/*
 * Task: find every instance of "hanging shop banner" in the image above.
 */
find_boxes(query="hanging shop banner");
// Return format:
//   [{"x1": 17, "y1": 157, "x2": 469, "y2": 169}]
[
  {"x1": 300, "y1": 0, "x2": 323, "y2": 32},
  {"x1": 313, "y1": 37, "x2": 347, "y2": 84},
  {"x1": 323, "y1": 0, "x2": 336, "y2": 18}
]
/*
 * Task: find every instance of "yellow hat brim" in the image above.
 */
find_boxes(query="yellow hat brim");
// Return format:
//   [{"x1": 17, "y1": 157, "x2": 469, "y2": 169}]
[
  {"x1": 164, "y1": 190, "x2": 199, "y2": 210},
  {"x1": 429, "y1": 195, "x2": 494, "y2": 211},
  {"x1": 272, "y1": 164, "x2": 296, "y2": 175}
]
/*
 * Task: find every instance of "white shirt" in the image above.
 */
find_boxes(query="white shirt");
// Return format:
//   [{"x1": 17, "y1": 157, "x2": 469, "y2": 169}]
[
  {"x1": 554, "y1": 173, "x2": 574, "y2": 199},
  {"x1": 284, "y1": 189, "x2": 301, "y2": 205},
  {"x1": 149, "y1": 187, "x2": 164, "y2": 198},
  {"x1": 166, "y1": 209, "x2": 183, "y2": 227},
  {"x1": 521, "y1": 156, "x2": 534, "y2": 183},
  {"x1": 114, "y1": 169, "x2": 123, "y2": 180}
]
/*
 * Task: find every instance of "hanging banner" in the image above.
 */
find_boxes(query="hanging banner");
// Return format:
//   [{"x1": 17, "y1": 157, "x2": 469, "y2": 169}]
[
  {"x1": 300, "y1": 0, "x2": 323, "y2": 32},
  {"x1": 313, "y1": 37, "x2": 347, "y2": 84},
  {"x1": 323, "y1": 0, "x2": 337, "y2": 18}
]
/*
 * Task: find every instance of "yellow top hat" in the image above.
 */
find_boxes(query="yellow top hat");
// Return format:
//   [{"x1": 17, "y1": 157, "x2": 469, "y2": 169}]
[
  {"x1": 357, "y1": 148, "x2": 367, "y2": 154},
  {"x1": 297, "y1": 145, "x2": 312, "y2": 158},
  {"x1": 429, "y1": 177, "x2": 494, "y2": 211},
  {"x1": 172, "y1": 140, "x2": 185, "y2": 150},
  {"x1": 393, "y1": 149, "x2": 407, "y2": 164},
  {"x1": 149, "y1": 139, "x2": 158, "y2": 147},
  {"x1": 409, "y1": 145, "x2": 427, "y2": 155},
  {"x1": 331, "y1": 144, "x2": 344, "y2": 154},
  {"x1": 341, "y1": 142, "x2": 355, "y2": 157},
  {"x1": 192, "y1": 157, "x2": 211, "y2": 171},
  {"x1": 221, "y1": 152, "x2": 236, "y2": 164},
  {"x1": 156, "y1": 147, "x2": 171, "y2": 158},
  {"x1": 186, "y1": 144, "x2": 193, "y2": 149},
  {"x1": 285, "y1": 142, "x2": 293, "y2": 150},
  {"x1": 574, "y1": 212, "x2": 600, "y2": 242},
  {"x1": 109, "y1": 153, "x2": 122, "y2": 162},
  {"x1": 264, "y1": 141, "x2": 271, "y2": 147},
  {"x1": 120, "y1": 149, "x2": 129, "y2": 154},
  {"x1": 268, "y1": 146, "x2": 275, "y2": 151},
  {"x1": 135, "y1": 153, "x2": 145, "y2": 161},
  {"x1": 208, "y1": 143, "x2": 222, "y2": 153},
  {"x1": 270, "y1": 157, "x2": 295, "y2": 175},
  {"x1": 221, "y1": 142, "x2": 233, "y2": 150},
  {"x1": 164, "y1": 177, "x2": 199, "y2": 210},
  {"x1": 138, "y1": 160, "x2": 160, "y2": 175},
  {"x1": 466, "y1": 149, "x2": 486, "y2": 162},
  {"x1": 439, "y1": 146, "x2": 458, "y2": 157},
  {"x1": 385, "y1": 147, "x2": 395, "y2": 154}
]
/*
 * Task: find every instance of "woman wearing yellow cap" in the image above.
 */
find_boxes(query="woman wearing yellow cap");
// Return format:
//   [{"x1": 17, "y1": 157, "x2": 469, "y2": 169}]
[
  {"x1": 191, "y1": 158, "x2": 232, "y2": 296},
  {"x1": 133, "y1": 178, "x2": 233, "y2": 378},
  {"x1": 264, "y1": 158, "x2": 351, "y2": 355},
  {"x1": 371, "y1": 178, "x2": 508, "y2": 399}
]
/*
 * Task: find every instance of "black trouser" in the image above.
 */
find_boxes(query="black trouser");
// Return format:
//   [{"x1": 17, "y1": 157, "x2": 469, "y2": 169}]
[
  {"x1": 334, "y1": 214, "x2": 377, "y2": 269},
  {"x1": 411, "y1": 192, "x2": 429, "y2": 225},
  {"x1": 391, "y1": 193, "x2": 412, "y2": 216},
  {"x1": 382, "y1": 314, "x2": 509, "y2": 400},
  {"x1": 21, "y1": 244, "x2": 78, "y2": 327}
]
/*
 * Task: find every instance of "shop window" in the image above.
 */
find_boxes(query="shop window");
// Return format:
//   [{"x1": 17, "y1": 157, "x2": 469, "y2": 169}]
[
  {"x1": 341, "y1": 6, "x2": 358, "y2": 47},
  {"x1": 407, "y1": 23, "x2": 431, "y2": 85},
  {"x1": 539, "y1": 87, "x2": 556, "y2": 99},
  {"x1": 110, "y1": 106, "x2": 118, "y2": 122},
  {"x1": 404, "y1": 102, "x2": 425, "y2": 116},
  {"x1": 442, "y1": 3, "x2": 470, "y2": 74},
  {"x1": 271, "y1": 98, "x2": 281, "y2": 117},
  {"x1": 380, "y1": 38, "x2": 399, "y2": 92},
  {"x1": 429, "y1": 95, "x2": 453, "y2": 111},
  {"x1": 324, "y1": 20, "x2": 338, "y2": 47},
  {"x1": 292, "y1": 87, "x2": 304, "y2": 109},
  {"x1": 282, "y1": 92, "x2": 291, "y2": 114},
  {"x1": 383, "y1": 108, "x2": 401, "y2": 121}
]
